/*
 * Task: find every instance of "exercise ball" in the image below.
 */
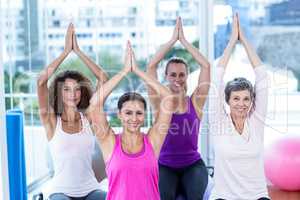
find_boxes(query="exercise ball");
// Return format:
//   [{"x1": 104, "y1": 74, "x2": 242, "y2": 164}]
[{"x1": 264, "y1": 134, "x2": 300, "y2": 191}]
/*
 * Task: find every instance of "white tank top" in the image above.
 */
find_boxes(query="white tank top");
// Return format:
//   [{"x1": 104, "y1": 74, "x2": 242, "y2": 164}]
[{"x1": 47, "y1": 112, "x2": 100, "y2": 197}]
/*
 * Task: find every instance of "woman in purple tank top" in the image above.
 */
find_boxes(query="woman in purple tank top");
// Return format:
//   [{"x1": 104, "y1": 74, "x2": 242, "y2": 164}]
[
  {"x1": 147, "y1": 17, "x2": 211, "y2": 200},
  {"x1": 90, "y1": 42, "x2": 174, "y2": 200}
]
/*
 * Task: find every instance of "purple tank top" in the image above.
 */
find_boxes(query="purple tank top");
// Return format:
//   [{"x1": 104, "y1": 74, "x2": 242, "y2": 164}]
[{"x1": 159, "y1": 97, "x2": 201, "y2": 168}]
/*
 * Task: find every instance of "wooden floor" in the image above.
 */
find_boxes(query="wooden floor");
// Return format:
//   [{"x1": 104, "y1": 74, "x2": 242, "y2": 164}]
[{"x1": 268, "y1": 186, "x2": 300, "y2": 200}]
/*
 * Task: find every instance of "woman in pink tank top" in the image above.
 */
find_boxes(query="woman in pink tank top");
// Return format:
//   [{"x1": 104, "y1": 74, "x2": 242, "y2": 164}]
[{"x1": 88, "y1": 42, "x2": 174, "y2": 200}]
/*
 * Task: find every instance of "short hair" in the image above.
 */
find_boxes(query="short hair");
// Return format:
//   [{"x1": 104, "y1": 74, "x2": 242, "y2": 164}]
[
  {"x1": 165, "y1": 57, "x2": 188, "y2": 75},
  {"x1": 224, "y1": 77, "x2": 255, "y2": 104},
  {"x1": 49, "y1": 70, "x2": 93, "y2": 116},
  {"x1": 117, "y1": 92, "x2": 147, "y2": 110}
]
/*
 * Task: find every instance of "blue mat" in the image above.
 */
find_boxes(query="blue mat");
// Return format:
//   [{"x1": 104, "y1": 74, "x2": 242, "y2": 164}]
[{"x1": 6, "y1": 110, "x2": 27, "y2": 200}]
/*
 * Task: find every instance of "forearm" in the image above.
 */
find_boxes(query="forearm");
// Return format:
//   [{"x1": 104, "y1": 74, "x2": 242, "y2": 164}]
[
  {"x1": 254, "y1": 65, "x2": 268, "y2": 93},
  {"x1": 96, "y1": 69, "x2": 128, "y2": 104},
  {"x1": 252, "y1": 66, "x2": 269, "y2": 118},
  {"x1": 76, "y1": 50, "x2": 108, "y2": 83},
  {"x1": 196, "y1": 66, "x2": 210, "y2": 91},
  {"x1": 135, "y1": 68, "x2": 171, "y2": 98},
  {"x1": 218, "y1": 39, "x2": 236, "y2": 68},
  {"x1": 38, "y1": 51, "x2": 69, "y2": 86},
  {"x1": 181, "y1": 39, "x2": 210, "y2": 68},
  {"x1": 148, "y1": 40, "x2": 176, "y2": 68},
  {"x1": 241, "y1": 39, "x2": 262, "y2": 68}
]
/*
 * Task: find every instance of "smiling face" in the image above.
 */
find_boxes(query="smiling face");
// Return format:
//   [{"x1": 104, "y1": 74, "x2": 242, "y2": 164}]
[
  {"x1": 228, "y1": 90, "x2": 252, "y2": 118},
  {"x1": 50, "y1": 71, "x2": 93, "y2": 115},
  {"x1": 61, "y1": 78, "x2": 81, "y2": 108},
  {"x1": 165, "y1": 62, "x2": 188, "y2": 93},
  {"x1": 118, "y1": 100, "x2": 145, "y2": 133}
]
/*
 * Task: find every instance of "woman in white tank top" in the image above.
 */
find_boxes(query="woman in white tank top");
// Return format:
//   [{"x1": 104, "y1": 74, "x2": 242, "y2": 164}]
[{"x1": 37, "y1": 23, "x2": 108, "y2": 200}]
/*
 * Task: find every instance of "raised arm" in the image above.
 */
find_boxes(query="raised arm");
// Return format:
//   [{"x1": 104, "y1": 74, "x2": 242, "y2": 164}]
[
  {"x1": 178, "y1": 17, "x2": 211, "y2": 118},
  {"x1": 72, "y1": 30, "x2": 108, "y2": 88},
  {"x1": 146, "y1": 18, "x2": 179, "y2": 114},
  {"x1": 218, "y1": 13, "x2": 239, "y2": 69},
  {"x1": 238, "y1": 15, "x2": 262, "y2": 68},
  {"x1": 238, "y1": 16, "x2": 268, "y2": 120},
  {"x1": 87, "y1": 43, "x2": 131, "y2": 161},
  {"x1": 147, "y1": 18, "x2": 179, "y2": 78},
  {"x1": 131, "y1": 45, "x2": 174, "y2": 157},
  {"x1": 209, "y1": 14, "x2": 240, "y2": 129},
  {"x1": 37, "y1": 23, "x2": 73, "y2": 140}
]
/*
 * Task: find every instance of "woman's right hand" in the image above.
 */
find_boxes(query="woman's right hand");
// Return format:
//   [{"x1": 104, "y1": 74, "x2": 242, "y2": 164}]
[
  {"x1": 230, "y1": 13, "x2": 239, "y2": 44},
  {"x1": 170, "y1": 17, "x2": 179, "y2": 43},
  {"x1": 129, "y1": 42, "x2": 140, "y2": 73},
  {"x1": 237, "y1": 14, "x2": 247, "y2": 45},
  {"x1": 72, "y1": 28, "x2": 80, "y2": 54},
  {"x1": 123, "y1": 41, "x2": 132, "y2": 73},
  {"x1": 64, "y1": 23, "x2": 74, "y2": 54},
  {"x1": 178, "y1": 17, "x2": 187, "y2": 44}
]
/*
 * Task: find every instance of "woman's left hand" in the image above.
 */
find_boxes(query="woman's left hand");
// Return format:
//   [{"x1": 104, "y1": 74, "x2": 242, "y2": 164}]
[
  {"x1": 72, "y1": 29, "x2": 80, "y2": 54},
  {"x1": 178, "y1": 17, "x2": 187, "y2": 44},
  {"x1": 130, "y1": 45, "x2": 139, "y2": 73}
]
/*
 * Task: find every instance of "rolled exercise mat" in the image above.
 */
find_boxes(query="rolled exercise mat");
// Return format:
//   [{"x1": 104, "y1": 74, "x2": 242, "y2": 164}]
[{"x1": 6, "y1": 110, "x2": 27, "y2": 200}]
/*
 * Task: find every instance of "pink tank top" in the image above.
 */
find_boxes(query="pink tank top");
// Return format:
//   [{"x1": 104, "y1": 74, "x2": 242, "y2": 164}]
[{"x1": 105, "y1": 134, "x2": 159, "y2": 200}]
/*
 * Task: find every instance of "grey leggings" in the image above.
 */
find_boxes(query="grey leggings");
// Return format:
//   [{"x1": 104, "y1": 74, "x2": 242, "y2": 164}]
[{"x1": 49, "y1": 190, "x2": 106, "y2": 200}]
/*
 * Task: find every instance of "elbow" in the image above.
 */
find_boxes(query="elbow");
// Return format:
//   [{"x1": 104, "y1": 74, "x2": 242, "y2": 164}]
[
  {"x1": 90, "y1": 94, "x2": 105, "y2": 108},
  {"x1": 147, "y1": 63, "x2": 157, "y2": 71},
  {"x1": 98, "y1": 73, "x2": 109, "y2": 83},
  {"x1": 37, "y1": 75, "x2": 47, "y2": 87},
  {"x1": 103, "y1": 76, "x2": 109, "y2": 83},
  {"x1": 161, "y1": 87, "x2": 172, "y2": 98},
  {"x1": 203, "y1": 62, "x2": 211, "y2": 69}
]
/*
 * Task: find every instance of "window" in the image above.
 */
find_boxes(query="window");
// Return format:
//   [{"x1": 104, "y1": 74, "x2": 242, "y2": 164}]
[
  {"x1": 53, "y1": 20, "x2": 60, "y2": 27},
  {"x1": 127, "y1": 17, "x2": 136, "y2": 26},
  {"x1": 131, "y1": 32, "x2": 136, "y2": 38},
  {"x1": 180, "y1": 1, "x2": 189, "y2": 8},
  {"x1": 86, "y1": 19, "x2": 91, "y2": 27},
  {"x1": 128, "y1": 7, "x2": 137, "y2": 15}
]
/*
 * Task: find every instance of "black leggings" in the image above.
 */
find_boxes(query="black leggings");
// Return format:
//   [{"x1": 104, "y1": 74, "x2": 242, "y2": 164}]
[
  {"x1": 215, "y1": 198, "x2": 270, "y2": 200},
  {"x1": 159, "y1": 159, "x2": 208, "y2": 200},
  {"x1": 49, "y1": 190, "x2": 106, "y2": 200}
]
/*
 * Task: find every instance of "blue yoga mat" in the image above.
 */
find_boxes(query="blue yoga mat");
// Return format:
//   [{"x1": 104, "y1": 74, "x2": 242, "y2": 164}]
[{"x1": 6, "y1": 110, "x2": 28, "y2": 200}]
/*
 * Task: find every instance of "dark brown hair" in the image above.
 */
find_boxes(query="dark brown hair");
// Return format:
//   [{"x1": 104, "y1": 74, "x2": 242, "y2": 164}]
[
  {"x1": 117, "y1": 92, "x2": 147, "y2": 111},
  {"x1": 49, "y1": 70, "x2": 93, "y2": 115},
  {"x1": 165, "y1": 57, "x2": 189, "y2": 75}
]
